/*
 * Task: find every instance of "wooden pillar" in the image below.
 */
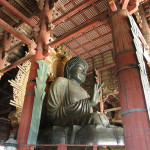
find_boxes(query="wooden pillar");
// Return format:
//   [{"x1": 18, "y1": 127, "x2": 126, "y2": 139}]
[
  {"x1": 16, "y1": 59, "x2": 38, "y2": 145},
  {"x1": 17, "y1": 0, "x2": 51, "y2": 145},
  {"x1": 110, "y1": 10, "x2": 150, "y2": 150}
]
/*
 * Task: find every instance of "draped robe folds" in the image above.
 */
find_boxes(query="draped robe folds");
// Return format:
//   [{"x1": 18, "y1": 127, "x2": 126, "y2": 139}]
[{"x1": 47, "y1": 77, "x2": 108, "y2": 127}]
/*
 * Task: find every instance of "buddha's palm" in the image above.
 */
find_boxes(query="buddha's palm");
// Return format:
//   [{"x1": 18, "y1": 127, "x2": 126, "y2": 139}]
[{"x1": 90, "y1": 83, "x2": 103, "y2": 107}]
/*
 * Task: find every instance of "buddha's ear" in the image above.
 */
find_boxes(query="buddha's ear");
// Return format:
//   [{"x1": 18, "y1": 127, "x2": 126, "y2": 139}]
[{"x1": 65, "y1": 69, "x2": 70, "y2": 78}]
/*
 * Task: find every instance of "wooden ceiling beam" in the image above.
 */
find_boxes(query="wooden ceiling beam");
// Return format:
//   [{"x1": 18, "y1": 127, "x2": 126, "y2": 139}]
[
  {"x1": 89, "y1": 41, "x2": 113, "y2": 54},
  {"x1": 122, "y1": 0, "x2": 129, "y2": 9},
  {"x1": 0, "y1": 54, "x2": 32, "y2": 74},
  {"x1": 80, "y1": 41, "x2": 112, "y2": 58},
  {"x1": 66, "y1": 45, "x2": 78, "y2": 56},
  {"x1": 50, "y1": 11, "x2": 109, "y2": 48},
  {"x1": 1, "y1": 8, "x2": 19, "y2": 23},
  {"x1": 52, "y1": 0, "x2": 96, "y2": 25},
  {"x1": 0, "y1": 0, "x2": 38, "y2": 29},
  {"x1": 0, "y1": 19, "x2": 31, "y2": 45},
  {"x1": 14, "y1": 0, "x2": 32, "y2": 15},
  {"x1": 73, "y1": 32, "x2": 111, "y2": 52}
]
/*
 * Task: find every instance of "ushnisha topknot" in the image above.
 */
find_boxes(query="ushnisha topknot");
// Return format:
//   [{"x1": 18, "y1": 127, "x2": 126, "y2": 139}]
[{"x1": 64, "y1": 56, "x2": 88, "y2": 78}]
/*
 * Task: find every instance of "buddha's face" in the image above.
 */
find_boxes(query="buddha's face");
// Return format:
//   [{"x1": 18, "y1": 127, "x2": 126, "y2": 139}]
[{"x1": 69, "y1": 62, "x2": 88, "y2": 84}]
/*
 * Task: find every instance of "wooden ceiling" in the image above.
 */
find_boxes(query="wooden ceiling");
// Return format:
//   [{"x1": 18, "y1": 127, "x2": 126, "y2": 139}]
[
  {"x1": 0, "y1": 0, "x2": 115, "y2": 73},
  {"x1": 0, "y1": 0, "x2": 149, "y2": 73}
]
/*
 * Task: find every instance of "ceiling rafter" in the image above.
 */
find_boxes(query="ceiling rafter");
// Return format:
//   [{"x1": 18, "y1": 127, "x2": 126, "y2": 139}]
[
  {"x1": 52, "y1": 0, "x2": 96, "y2": 25},
  {"x1": 0, "y1": 54, "x2": 32, "y2": 74},
  {"x1": 66, "y1": 44, "x2": 79, "y2": 56},
  {"x1": 83, "y1": 42, "x2": 112, "y2": 57},
  {"x1": 0, "y1": 18, "x2": 32, "y2": 45},
  {"x1": 55, "y1": 0, "x2": 104, "y2": 28},
  {"x1": 1, "y1": 8, "x2": 19, "y2": 23},
  {"x1": 93, "y1": 27, "x2": 112, "y2": 50},
  {"x1": 50, "y1": 11, "x2": 109, "y2": 48},
  {"x1": 89, "y1": 41, "x2": 113, "y2": 54},
  {"x1": 66, "y1": 1, "x2": 92, "y2": 59},
  {"x1": 92, "y1": 2, "x2": 101, "y2": 14},
  {"x1": 69, "y1": 1, "x2": 86, "y2": 26},
  {"x1": 14, "y1": 0, "x2": 32, "y2": 15},
  {"x1": 0, "y1": 0, "x2": 38, "y2": 30},
  {"x1": 68, "y1": 31, "x2": 111, "y2": 52},
  {"x1": 74, "y1": 38, "x2": 92, "y2": 57}
]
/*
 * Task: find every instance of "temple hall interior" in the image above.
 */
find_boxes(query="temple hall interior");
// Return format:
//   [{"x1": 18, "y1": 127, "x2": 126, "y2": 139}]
[{"x1": 0, "y1": 0, "x2": 150, "y2": 150}]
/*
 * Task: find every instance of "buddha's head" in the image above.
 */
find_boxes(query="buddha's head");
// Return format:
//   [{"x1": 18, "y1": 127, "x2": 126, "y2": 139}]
[{"x1": 64, "y1": 57, "x2": 88, "y2": 84}]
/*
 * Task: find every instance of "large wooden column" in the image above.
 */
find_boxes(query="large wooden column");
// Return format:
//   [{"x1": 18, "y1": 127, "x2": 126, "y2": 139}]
[
  {"x1": 16, "y1": 59, "x2": 38, "y2": 145},
  {"x1": 110, "y1": 10, "x2": 150, "y2": 150},
  {"x1": 17, "y1": 0, "x2": 51, "y2": 145}
]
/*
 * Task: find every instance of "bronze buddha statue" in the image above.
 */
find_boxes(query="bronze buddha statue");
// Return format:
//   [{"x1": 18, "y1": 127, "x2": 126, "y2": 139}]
[
  {"x1": 47, "y1": 56, "x2": 109, "y2": 127},
  {"x1": 40, "y1": 57, "x2": 124, "y2": 146}
]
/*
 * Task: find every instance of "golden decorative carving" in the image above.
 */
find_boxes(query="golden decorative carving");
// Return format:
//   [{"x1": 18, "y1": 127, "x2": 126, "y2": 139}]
[
  {"x1": 9, "y1": 60, "x2": 31, "y2": 110},
  {"x1": 46, "y1": 44, "x2": 72, "y2": 81},
  {"x1": 101, "y1": 68, "x2": 119, "y2": 101},
  {"x1": 8, "y1": 59, "x2": 31, "y2": 136}
]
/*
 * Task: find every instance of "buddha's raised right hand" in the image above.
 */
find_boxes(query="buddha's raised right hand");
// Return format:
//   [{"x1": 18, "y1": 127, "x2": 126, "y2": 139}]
[{"x1": 89, "y1": 83, "x2": 103, "y2": 107}]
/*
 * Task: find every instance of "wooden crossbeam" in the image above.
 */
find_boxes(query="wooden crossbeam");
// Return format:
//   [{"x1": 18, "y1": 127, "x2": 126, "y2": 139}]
[
  {"x1": 0, "y1": 54, "x2": 33, "y2": 74},
  {"x1": 50, "y1": 11, "x2": 109, "y2": 48},
  {"x1": 15, "y1": 0, "x2": 32, "y2": 15},
  {"x1": 1, "y1": 8, "x2": 19, "y2": 23},
  {"x1": 77, "y1": 33, "x2": 112, "y2": 53},
  {"x1": 52, "y1": 0, "x2": 96, "y2": 25},
  {"x1": 122, "y1": 0, "x2": 129, "y2": 9},
  {"x1": 0, "y1": 0, "x2": 38, "y2": 30},
  {"x1": 0, "y1": 19, "x2": 32, "y2": 45}
]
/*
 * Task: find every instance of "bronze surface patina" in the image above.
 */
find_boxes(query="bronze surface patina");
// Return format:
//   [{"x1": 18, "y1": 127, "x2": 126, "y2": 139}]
[{"x1": 39, "y1": 57, "x2": 124, "y2": 145}]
